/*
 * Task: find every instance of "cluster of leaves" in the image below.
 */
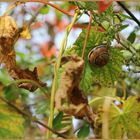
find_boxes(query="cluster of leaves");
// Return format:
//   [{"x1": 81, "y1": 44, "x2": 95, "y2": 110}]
[
  {"x1": 72, "y1": 29, "x2": 124, "y2": 90},
  {"x1": 0, "y1": 102, "x2": 25, "y2": 138},
  {"x1": 90, "y1": 95, "x2": 140, "y2": 138},
  {"x1": 60, "y1": 1, "x2": 140, "y2": 139},
  {"x1": 0, "y1": 1, "x2": 140, "y2": 139}
]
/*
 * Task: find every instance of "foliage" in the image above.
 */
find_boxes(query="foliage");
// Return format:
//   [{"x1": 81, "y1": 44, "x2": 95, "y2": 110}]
[
  {"x1": 0, "y1": 102, "x2": 26, "y2": 138},
  {"x1": 90, "y1": 95, "x2": 140, "y2": 138},
  {"x1": 77, "y1": 122, "x2": 90, "y2": 138},
  {"x1": 72, "y1": 29, "x2": 124, "y2": 90},
  {"x1": 0, "y1": 1, "x2": 140, "y2": 139}
]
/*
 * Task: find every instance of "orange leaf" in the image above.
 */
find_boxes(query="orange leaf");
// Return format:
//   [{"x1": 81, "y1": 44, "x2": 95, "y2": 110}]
[
  {"x1": 31, "y1": 22, "x2": 44, "y2": 30},
  {"x1": 55, "y1": 19, "x2": 68, "y2": 32},
  {"x1": 98, "y1": 0, "x2": 112, "y2": 13},
  {"x1": 40, "y1": 42, "x2": 56, "y2": 58}
]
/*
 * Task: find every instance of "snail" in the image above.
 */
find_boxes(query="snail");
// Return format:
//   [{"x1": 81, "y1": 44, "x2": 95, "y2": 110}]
[{"x1": 88, "y1": 44, "x2": 109, "y2": 67}]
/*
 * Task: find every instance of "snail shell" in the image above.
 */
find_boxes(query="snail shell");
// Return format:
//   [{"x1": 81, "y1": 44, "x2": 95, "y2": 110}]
[{"x1": 88, "y1": 44, "x2": 109, "y2": 67}]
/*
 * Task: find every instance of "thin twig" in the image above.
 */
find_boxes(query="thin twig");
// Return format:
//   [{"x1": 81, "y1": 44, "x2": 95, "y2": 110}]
[
  {"x1": 81, "y1": 11, "x2": 92, "y2": 59},
  {"x1": 26, "y1": 8, "x2": 41, "y2": 28},
  {"x1": 85, "y1": 11, "x2": 106, "y2": 32},
  {"x1": 4, "y1": 1, "x2": 24, "y2": 16},
  {"x1": 10, "y1": 79, "x2": 49, "y2": 99},
  {"x1": 117, "y1": 2, "x2": 140, "y2": 27},
  {"x1": 115, "y1": 34, "x2": 136, "y2": 54},
  {"x1": 0, "y1": 96, "x2": 67, "y2": 139},
  {"x1": 4, "y1": 0, "x2": 73, "y2": 17},
  {"x1": 122, "y1": 81, "x2": 126, "y2": 100}
]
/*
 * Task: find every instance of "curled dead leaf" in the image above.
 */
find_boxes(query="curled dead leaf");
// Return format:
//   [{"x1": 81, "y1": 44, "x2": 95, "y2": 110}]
[
  {"x1": 0, "y1": 16, "x2": 20, "y2": 69},
  {"x1": 0, "y1": 16, "x2": 18, "y2": 38},
  {"x1": 0, "y1": 16, "x2": 46, "y2": 92},
  {"x1": 55, "y1": 55, "x2": 95, "y2": 123},
  {"x1": 0, "y1": 50, "x2": 16, "y2": 70},
  {"x1": 8, "y1": 67, "x2": 46, "y2": 92}
]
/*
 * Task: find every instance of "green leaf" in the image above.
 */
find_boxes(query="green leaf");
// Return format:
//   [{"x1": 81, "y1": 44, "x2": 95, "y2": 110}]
[
  {"x1": 39, "y1": 6, "x2": 49, "y2": 15},
  {"x1": 72, "y1": 28, "x2": 124, "y2": 89},
  {"x1": 133, "y1": 43, "x2": 140, "y2": 50},
  {"x1": 120, "y1": 13, "x2": 132, "y2": 20},
  {"x1": 0, "y1": 127, "x2": 19, "y2": 138},
  {"x1": 120, "y1": 24, "x2": 129, "y2": 31},
  {"x1": 4, "y1": 84, "x2": 19, "y2": 101},
  {"x1": 77, "y1": 122, "x2": 90, "y2": 138},
  {"x1": 121, "y1": 50, "x2": 132, "y2": 60},
  {"x1": 80, "y1": 62, "x2": 93, "y2": 92},
  {"x1": 0, "y1": 69, "x2": 11, "y2": 85},
  {"x1": 90, "y1": 96, "x2": 140, "y2": 138},
  {"x1": 123, "y1": 96, "x2": 140, "y2": 138},
  {"x1": 53, "y1": 112, "x2": 63, "y2": 130},
  {"x1": 0, "y1": 103, "x2": 25, "y2": 138},
  {"x1": 16, "y1": 52, "x2": 26, "y2": 59},
  {"x1": 127, "y1": 32, "x2": 136, "y2": 44},
  {"x1": 72, "y1": 1, "x2": 98, "y2": 11},
  {"x1": 36, "y1": 101, "x2": 48, "y2": 114},
  {"x1": 109, "y1": 96, "x2": 140, "y2": 138}
]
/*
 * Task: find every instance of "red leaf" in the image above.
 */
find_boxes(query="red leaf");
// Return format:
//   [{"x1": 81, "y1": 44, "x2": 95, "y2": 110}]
[
  {"x1": 55, "y1": 19, "x2": 68, "y2": 32},
  {"x1": 40, "y1": 41, "x2": 56, "y2": 58},
  {"x1": 31, "y1": 22, "x2": 44, "y2": 30},
  {"x1": 98, "y1": 0, "x2": 112, "y2": 13}
]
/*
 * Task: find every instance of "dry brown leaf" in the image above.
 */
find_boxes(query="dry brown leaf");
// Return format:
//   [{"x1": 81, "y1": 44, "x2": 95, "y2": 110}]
[
  {"x1": 55, "y1": 55, "x2": 95, "y2": 123},
  {"x1": 0, "y1": 16, "x2": 46, "y2": 92},
  {"x1": 0, "y1": 16, "x2": 20, "y2": 69},
  {"x1": 8, "y1": 67, "x2": 46, "y2": 92}
]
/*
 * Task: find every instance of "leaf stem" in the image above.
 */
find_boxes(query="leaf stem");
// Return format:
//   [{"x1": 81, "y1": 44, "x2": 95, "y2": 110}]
[
  {"x1": 47, "y1": 10, "x2": 80, "y2": 139},
  {"x1": 102, "y1": 97, "x2": 112, "y2": 139},
  {"x1": 3, "y1": 1, "x2": 24, "y2": 16},
  {"x1": 122, "y1": 81, "x2": 126, "y2": 100},
  {"x1": 81, "y1": 11, "x2": 92, "y2": 59},
  {"x1": 10, "y1": 79, "x2": 49, "y2": 99},
  {"x1": 0, "y1": 96, "x2": 67, "y2": 139}
]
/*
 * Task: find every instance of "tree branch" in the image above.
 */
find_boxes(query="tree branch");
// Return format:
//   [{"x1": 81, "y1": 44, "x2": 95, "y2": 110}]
[
  {"x1": 117, "y1": 2, "x2": 140, "y2": 27},
  {"x1": 4, "y1": 0, "x2": 73, "y2": 17},
  {"x1": 0, "y1": 96, "x2": 67, "y2": 139}
]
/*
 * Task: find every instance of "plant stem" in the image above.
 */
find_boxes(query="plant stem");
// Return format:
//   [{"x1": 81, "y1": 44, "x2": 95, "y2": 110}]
[
  {"x1": 4, "y1": 0, "x2": 73, "y2": 17},
  {"x1": 122, "y1": 81, "x2": 126, "y2": 100},
  {"x1": 102, "y1": 97, "x2": 112, "y2": 139},
  {"x1": 117, "y1": 2, "x2": 140, "y2": 27},
  {"x1": 82, "y1": 11, "x2": 92, "y2": 59},
  {"x1": 3, "y1": 1, "x2": 24, "y2": 16},
  {"x1": 47, "y1": 10, "x2": 80, "y2": 139},
  {"x1": 10, "y1": 79, "x2": 49, "y2": 99},
  {"x1": 26, "y1": 0, "x2": 73, "y2": 16},
  {"x1": 0, "y1": 96, "x2": 67, "y2": 139}
]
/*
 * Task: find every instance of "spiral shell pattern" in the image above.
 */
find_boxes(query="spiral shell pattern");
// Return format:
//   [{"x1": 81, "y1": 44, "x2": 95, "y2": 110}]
[{"x1": 88, "y1": 45, "x2": 109, "y2": 67}]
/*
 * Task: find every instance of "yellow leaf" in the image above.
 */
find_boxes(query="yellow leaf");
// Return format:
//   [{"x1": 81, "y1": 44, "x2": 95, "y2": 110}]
[{"x1": 20, "y1": 26, "x2": 31, "y2": 39}]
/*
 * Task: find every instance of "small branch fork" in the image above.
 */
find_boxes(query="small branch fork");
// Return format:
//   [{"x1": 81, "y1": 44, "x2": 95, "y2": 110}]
[{"x1": 0, "y1": 96, "x2": 67, "y2": 139}]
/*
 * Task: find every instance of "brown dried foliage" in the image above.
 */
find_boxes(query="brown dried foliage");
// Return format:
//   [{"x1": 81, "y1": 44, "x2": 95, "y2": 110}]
[
  {"x1": 0, "y1": 16, "x2": 19, "y2": 69},
  {"x1": 0, "y1": 16, "x2": 46, "y2": 91},
  {"x1": 8, "y1": 67, "x2": 46, "y2": 92},
  {"x1": 55, "y1": 55, "x2": 95, "y2": 123}
]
